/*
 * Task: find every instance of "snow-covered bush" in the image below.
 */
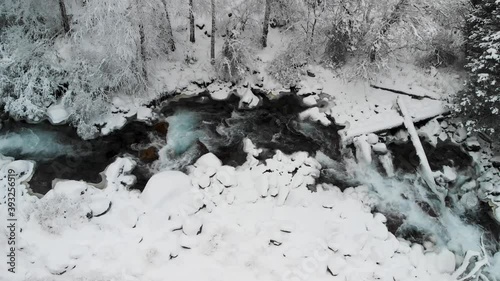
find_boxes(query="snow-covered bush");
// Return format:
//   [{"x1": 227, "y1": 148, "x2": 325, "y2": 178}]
[
  {"x1": 267, "y1": 40, "x2": 311, "y2": 86},
  {"x1": 0, "y1": 0, "x2": 65, "y2": 120},
  {"x1": 215, "y1": 32, "x2": 251, "y2": 84},
  {"x1": 418, "y1": 29, "x2": 464, "y2": 68},
  {"x1": 454, "y1": 0, "x2": 500, "y2": 139},
  {"x1": 64, "y1": 90, "x2": 110, "y2": 139},
  {"x1": 323, "y1": 23, "x2": 350, "y2": 68},
  {"x1": 33, "y1": 191, "x2": 88, "y2": 234}
]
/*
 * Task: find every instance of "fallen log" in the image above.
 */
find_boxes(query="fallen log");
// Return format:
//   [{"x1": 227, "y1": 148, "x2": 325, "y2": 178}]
[
  {"x1": 370, "y1": 84, "x2": 440, "y2": 100},
  {"x1": 340, "y1": 102, "x2": 449, "y2": 143},
  {"x1": 396, "y1": 96, "x2": 445, "y2": 204}
]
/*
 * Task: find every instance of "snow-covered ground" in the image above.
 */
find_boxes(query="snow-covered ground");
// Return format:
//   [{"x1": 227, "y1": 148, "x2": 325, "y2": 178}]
[{"x1": 1, "y1": 138, "x2": 498, "y2": 281}]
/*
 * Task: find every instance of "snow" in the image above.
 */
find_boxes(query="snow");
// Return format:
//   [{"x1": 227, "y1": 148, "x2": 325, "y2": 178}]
[
  {"x1": 46, "y1": 102, "x2": 70, "y2": 125},
  {"x1": 141, "y1": 171, "x2": 203, "y2": 216},
  {"x1": 0, "y1": 150, "x2": 490, "y2": 281},
  {"x1": 298, "y1": 107, "x2": 331, "y2": 126}
]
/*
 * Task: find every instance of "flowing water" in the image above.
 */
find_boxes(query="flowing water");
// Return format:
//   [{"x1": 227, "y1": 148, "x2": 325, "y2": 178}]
[{"x1": 0, "y1": 92, "x2": 497, "y2": 257}]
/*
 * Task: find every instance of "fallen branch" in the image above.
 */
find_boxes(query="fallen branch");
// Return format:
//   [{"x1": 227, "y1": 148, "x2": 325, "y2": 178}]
[
  {"x1": 396, "y1": 96, "x2": 444, "y2": 203},
  {"x1": 371, "y1": 84, "x2": 440, "y2": 100}
]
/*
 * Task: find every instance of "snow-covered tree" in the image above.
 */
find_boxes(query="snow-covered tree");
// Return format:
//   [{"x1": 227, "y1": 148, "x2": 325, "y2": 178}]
[{"x1": 455, "y1": 0, "x2": 500, "y2": 139}]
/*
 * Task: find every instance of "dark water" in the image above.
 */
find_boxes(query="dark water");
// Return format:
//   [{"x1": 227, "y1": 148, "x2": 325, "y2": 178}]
[
  {"x1": 0, "y1": 92, "x2": 343, "y2": 194},
  {"x1": 160, "y1": 93, "x2": 343, "y2": 166},
  {"x1": 1, "y1": 93, "x2": 496, "y2": 252}
]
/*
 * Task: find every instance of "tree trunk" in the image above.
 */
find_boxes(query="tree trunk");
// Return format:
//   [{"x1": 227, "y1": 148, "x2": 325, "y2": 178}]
[
  {"x1": 210, "y1": 0, "x2": 215, "y2": 64},
  {"x1": 136, "y1": 0, "x2": 148, "y2": 82},
  {"x1": 262, "y1": 0, "x2": 271, "y2": 48},
  {"x1": 189, "y1": 0, "x2": 195, "y2": 43},
  {"x1": 58, "y1": 0, "x2": 70, "y2": 33},
  {"x1": 397, "y1": 97, "x2": 444, "y2": 205},
  {"x1": 161, "y1": 0, "x2": 176, "y2": 52}
]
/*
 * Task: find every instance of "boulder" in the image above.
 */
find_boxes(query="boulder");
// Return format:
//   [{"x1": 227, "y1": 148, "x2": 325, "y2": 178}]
[
  {"x1": 182, "y1": 218, "x2": 203, "y2": 236},
  {"x1": 153, "y1": 122, "x2": 169, "y2": 136},
  {"x1": 452, "y1": 125, "x2": 467, "y2": 143},
  {"x1": 464, "y1": 137, "x2": 481, "y2": 151},
  {"x1": 492, "y1": 155, "x2": 500, "y2": 169},
  {"x1": 372, "y1": 143, "x2": 388, "y2": 155},
  {"x1": 139, "y1": 147, "x2": 159, "y2": 163},
  {"x1": 367, "y1": 133, "x2": 379, "y2": 145},
  {"x1": 195, "y1": 153, "x2": 222, "y2": 169}
]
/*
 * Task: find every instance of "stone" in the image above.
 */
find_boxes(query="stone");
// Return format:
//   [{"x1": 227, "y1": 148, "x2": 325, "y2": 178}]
[
  {"x1": 372, "y1": 143, "x2": 388, "y2": 155},
  {"x1": 442, "y1": 166, "x2": 457, "y2": 183},
  {"x1": 477, "y1": 182, "x2": 494, "y2": 201},
  {"x1": 459, "y1": 192, "x2": 479, "y2": 209},
  {"x1": 367, "y1": 133, "x2": 379, "y2": 145},
  {"x1": 153, "y1": 122, "x2": 169, "y2": 136},
  {"x1": 90, "y1": 199, "x2": 112, "y2": 217},
  {"x1": 438, "y1": 132, "x2": 448, "y2": 142},
  {"x1": 452, "y1": 125, "x2": 467, "y2": 143},
  {"x1": 436, "y1": 249, "x2": 456, "y2": 274},
  {"x1": 139, "y1": 147, "x2": 159, "y2": 163},
  {"x1": 195, "y1": 153, "x2": 222, "y2": 169},
  {"x1": 182, "y1": 218, "x2": 203, "y2": 236},
  {"x1": 440, "y1": 121, "x2": 448, "y2": 129},
  {"x1": 464, "y1": 137, "x2": 481, "y2": 151},
  {"x1": 306, "y1": 70, "x2": 316, "y2": 77},
  {"x1": 198, "y1": 174, "x2": 211, "y2": 189},
  {"x1": 492, "y1": 155, "x2": 500, "y2": 168},
  {"x1": 327, "y1": 256, "x2": 347, "y2": 276}
]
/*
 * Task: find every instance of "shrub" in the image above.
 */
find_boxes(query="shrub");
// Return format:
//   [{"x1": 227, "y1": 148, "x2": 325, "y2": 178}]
[
  {"x1": 323, "y1": 24, "x2": 350, "y2": 68},
  {"x1": 418, "y1": 30, "x2": 464, "y2": 68},
  {"x1": 454, "y1": 0, "x2": 500, "y2": 139},
  {"x1": 267, "y1": 40, "x2": 311, "y2": 86}
]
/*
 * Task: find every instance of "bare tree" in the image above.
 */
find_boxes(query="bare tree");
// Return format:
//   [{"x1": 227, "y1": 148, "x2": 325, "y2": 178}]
[
  {"x1": 369, "y1": 0, "x2": 409, "y2": 61},
  {"x1": 58, "y1": 0, "x2": 70, "y2": 33},
  {"x1": 189, "y1": 0, "x2": 195, "y2": 43},
  {"x1": 262, "y1": 0, "x2": 271, "y2": 47},
  {"x1": 161, "y1": 0, "x2": 176, "y2": 51},
  {"x1": 210, "y1": 0, "x2": 215, "y2": 63}
]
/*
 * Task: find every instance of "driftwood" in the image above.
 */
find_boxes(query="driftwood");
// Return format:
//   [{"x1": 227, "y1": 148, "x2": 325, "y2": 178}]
[{"x1": 397, "y1": 97, "x2": 444, "y2": 203}]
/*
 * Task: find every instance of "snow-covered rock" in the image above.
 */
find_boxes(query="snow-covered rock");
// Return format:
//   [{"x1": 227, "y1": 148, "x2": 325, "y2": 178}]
[
  {"x1": 353, "y1": 135, "x2": 372, "y2": 164},
  {"x1": 182, "y1": 217, "x2": 203, "y2": 236},
  {"x1": 298, "y1": 107, "x2": 331, "y2": 126},
  {"x1": 366, "y1": 133, "x2": 379, "y2": 145},
  {"x1": 47, "y1": 102, "x2": 70, "y2": 125},
  {"x1": 137, "y1": 107, "x2": 153, "y2": 121},
  {"x1": 464, "y1": 137, "x2": 481, "y2": 151},
  {"x1": 194, "y1": 153, "x2": 222, "y2": 170},
  {"x1": 442, "y1": 166, "x2": 457, "y2": 183},
  {"x1": 141, "y1": 171, "x2": 202, "y2": 216},
  {"x1": 452, "y1": 125, "x2": 467, "y2": 143},
  {"x1": 372, "y1": 143, "x2": 388, "y2": 155}
]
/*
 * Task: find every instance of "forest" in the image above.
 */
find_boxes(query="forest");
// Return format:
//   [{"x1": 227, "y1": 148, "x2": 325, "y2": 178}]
[
  {"x1": 1, "y1": 1, "x2": 500, "y2": 280},
  {"x1": 0, "y1": 0, "x2": 497, "y2": 139}
]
